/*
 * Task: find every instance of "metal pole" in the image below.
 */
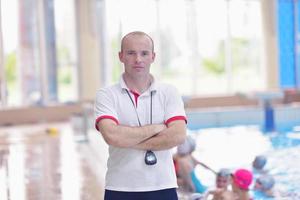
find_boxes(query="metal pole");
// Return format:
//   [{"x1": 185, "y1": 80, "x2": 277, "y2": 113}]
[
  {"x1": 0, "y1": 1, "x2": 7, "y2": 106},
  {"x1": 37, "y1": 0, "x2": 58, "y2": 104},
  {"x1": 44, "y1": 0, "x2": 58, "y2": 102},
  {"x1": 74, "y1": 0, "x2": 82, "y2": 100},
  {"x1": 154, "y1": 0, "x2": 162, "y2": 80},
  {"x1": 225, "y1": 0, "x2": 233, "y2": 93},
  {"x1": 37, "y1": 0, "x2": 49, "y2": 103},
  {"x1": 186, "y1": 0, "x2": 200, "y2": 94},
  {"x1": 96, "y1": 0, "x2": 109, "y2": 87}
]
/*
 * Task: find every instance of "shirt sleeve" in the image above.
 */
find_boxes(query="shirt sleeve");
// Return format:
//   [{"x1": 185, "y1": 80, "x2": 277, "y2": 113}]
[
  {"x1": 94, "y1": 88, "x2": 119, "y2": 131},
  {"x1": 164, "y1": 85, "x2": 187, "y2": 125}
]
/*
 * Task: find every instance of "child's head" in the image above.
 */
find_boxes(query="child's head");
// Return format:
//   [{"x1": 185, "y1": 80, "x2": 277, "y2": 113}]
[
  {"x1": 177, "y1": 135, "x2": 196, "y2": 156},
  {"x1": 216, "y1": 168, "x2": 231, "y2": 189},
  {"x1": 254, "y1": 175, "x2": 275, "y2": 192},
  {"x1": 252, "y1": 155, "x2": 267, "y2": 170},
  {"x1": 232, "y1": 168, "x2": 253, "y2": 191}
]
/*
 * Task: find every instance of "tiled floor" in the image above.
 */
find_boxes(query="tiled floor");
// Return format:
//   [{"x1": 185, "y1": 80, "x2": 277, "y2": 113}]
[{"x1": 0, "y1": 122, "x2": 107, "y2": 200}]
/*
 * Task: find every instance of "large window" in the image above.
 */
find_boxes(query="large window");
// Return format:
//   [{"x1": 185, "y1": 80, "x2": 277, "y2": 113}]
[
  {"x1": 0, "y1": 0, "x2": 78, "y2": 107},
  {"x1": 1, "y1": 0, "x2": 21, "y2": 106},
  {"x1": 105, "y1": 0, "x2": 264, "y2": 96},
  {"x1": 1, "y1": 0, "x2": 291, "y2": 107},
  {"x1": 54, "y1": 0, "x2": 78, "y2": 102}
]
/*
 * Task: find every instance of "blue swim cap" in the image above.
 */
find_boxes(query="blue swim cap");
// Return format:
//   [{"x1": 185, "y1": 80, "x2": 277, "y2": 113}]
[
  {"x1": 177, "y1": 135, "x2": 196, "y2": 155},
  {"x1": 256, "y1": 175, "x2": 275, "y2": 190},
  {"x1": 217, "y1": 168, "x2": 231, "y2": 177},
  {"x1": 253, "y1": 155, "x2": 267, "y2": 170}
]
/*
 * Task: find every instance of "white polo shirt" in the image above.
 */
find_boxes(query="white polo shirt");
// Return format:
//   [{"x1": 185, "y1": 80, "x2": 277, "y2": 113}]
[{"x1": 94, "y1": 75, "x2": 187, "y2": 192}]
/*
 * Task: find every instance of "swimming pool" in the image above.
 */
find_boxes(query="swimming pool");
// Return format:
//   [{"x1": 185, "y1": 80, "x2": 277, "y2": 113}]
[{"x1": 187, "y1": 125, "x2": 300, "y2": 199}]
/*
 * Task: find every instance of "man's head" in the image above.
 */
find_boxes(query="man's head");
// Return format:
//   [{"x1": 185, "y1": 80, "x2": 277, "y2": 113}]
[
  {"x1": 216, "y1": 168, "x2": 231, "y2": 189},
  {"x1": 120, "y1": 31, "x2": 154, "y2": 52},
  {"x1": 252, "y1": 155, "x2": 267, "y2": 170},
  {"x1": 119, "y1": 31, "x2": 156, "y2": 78}
]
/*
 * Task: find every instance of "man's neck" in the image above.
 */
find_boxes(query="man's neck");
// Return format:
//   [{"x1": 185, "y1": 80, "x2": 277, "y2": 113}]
[{"x1": 123, "y1": 74, "x2": 152, "y2": 94}]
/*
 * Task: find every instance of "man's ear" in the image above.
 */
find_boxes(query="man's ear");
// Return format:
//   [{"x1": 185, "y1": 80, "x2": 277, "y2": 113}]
[
  {"x1": 152, "y1": 52, "x2": 156, "y2": 62},
  {"x1": 118, "y1": 51, "x2": 123, "y2": 62}
]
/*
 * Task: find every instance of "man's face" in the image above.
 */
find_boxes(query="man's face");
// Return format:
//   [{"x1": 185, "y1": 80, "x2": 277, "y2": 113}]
[{"x1": 119, "y1": 35, "x2": 155, "y2": 77}]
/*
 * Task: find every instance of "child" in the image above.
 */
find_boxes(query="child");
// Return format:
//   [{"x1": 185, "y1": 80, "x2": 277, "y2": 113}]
[
  {"x1": 175, "y1": 135, "x2": 208, "y2": 193},
  {"x1": 253, "y1": 174, "x2": 275, "y2": 199},
  {"x1": 231, "y1": 168, "x2": 253, "y2": 200},
  {"x1": 252, "y1": 155, "x2": 267, "y2": 174},
  {"x1": 203, "y1": 168, "x2": 232, "y2": 200}
]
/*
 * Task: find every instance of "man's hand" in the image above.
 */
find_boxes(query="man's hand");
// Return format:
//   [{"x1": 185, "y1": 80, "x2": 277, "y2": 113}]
[{"x1": 133, "y1": 120, "x2": 186, "y2": 151}]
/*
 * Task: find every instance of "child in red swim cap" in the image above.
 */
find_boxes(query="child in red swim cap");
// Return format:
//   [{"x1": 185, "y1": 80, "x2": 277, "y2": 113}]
[{"x1": 231, "y1": 168, "x2": 253, "y2": 200}]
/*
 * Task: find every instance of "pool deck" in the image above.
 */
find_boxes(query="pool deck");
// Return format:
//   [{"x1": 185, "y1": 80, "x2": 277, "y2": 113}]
[{"x1": 0, "y1": 122, "x2": 107, "y2": 200}]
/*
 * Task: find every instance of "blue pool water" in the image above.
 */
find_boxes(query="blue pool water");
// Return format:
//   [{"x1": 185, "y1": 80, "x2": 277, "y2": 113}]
[{"x1": 188, "y1": 125, "x2": 300, "y2": 199}]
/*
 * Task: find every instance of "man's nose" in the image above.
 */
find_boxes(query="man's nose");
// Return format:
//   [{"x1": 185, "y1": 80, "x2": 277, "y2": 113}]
[{"x1": 135, "y1": 54, "x2": 142, "y2": 62}]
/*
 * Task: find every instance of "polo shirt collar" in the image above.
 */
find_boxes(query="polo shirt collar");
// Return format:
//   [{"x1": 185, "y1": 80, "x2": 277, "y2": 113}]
[{"x1": 119, "y1": 73, "x2": 157, "y2": 95}]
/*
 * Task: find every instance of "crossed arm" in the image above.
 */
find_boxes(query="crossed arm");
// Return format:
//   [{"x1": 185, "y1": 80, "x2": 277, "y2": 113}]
[{"x1": 97, "y1": 119, "x2": 186, "y2": 150}]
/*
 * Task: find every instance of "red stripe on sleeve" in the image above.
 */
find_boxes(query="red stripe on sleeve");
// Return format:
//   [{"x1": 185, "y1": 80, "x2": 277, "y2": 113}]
[
  {"x1": 165, "y1": 116, "x2": 187, "y2": 125},
  {"x1": 95, "y1": 115, "x2": 119, "y2": 131}
]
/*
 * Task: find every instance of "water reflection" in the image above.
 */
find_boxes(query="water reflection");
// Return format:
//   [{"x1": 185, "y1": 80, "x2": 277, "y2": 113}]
[{"x1": 0, "y1": 123, "x2": 104, "y2": 200}]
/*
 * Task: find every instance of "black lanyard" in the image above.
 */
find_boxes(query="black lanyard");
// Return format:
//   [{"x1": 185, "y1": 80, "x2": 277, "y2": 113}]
[{"x1": 125, "y1": 89, "x2": 157, "y2": 165}]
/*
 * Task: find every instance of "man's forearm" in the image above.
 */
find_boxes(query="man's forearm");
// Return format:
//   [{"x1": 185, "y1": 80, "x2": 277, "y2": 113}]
[
  {"x1": 133, "y1": 121, "x2": 186, "y2": 150},
  {"x1": 98, "y1": 119, "x2": 166, "y2": 148}
]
